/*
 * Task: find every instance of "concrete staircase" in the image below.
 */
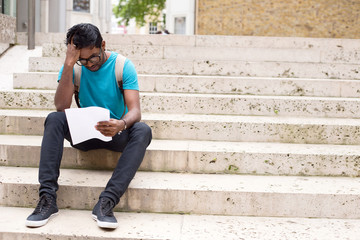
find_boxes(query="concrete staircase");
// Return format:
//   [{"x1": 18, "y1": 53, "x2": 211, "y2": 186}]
[{"x1": 1, "y1": 34, "x2": 360, "y2": 239}]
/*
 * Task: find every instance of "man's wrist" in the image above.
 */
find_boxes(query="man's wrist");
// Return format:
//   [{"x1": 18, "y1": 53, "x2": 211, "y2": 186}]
[
  {"x1": 122, "y1": 119, "x2": 127, "y2": 130},
  {"x1": 117, "y1": 119, "x2": 127, "y2": 135}
]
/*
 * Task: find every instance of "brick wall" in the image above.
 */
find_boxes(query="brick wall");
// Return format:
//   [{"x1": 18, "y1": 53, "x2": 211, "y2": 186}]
[{"x1": 196, "y1": 0, "x2": 360, "y2": 38}]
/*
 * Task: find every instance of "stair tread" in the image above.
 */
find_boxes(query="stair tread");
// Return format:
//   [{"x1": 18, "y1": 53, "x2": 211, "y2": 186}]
[{"x1": 2, "y1": 206, "x2": 360, "y2": 240}]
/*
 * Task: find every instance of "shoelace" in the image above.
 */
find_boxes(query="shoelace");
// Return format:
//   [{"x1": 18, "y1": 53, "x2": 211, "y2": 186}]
[
  {"x1": 33, "y1": 194, "x2": 50, "y2": 214},
  {"x1": 100, "y1": 198, "x2": 115, "y2": 216}
]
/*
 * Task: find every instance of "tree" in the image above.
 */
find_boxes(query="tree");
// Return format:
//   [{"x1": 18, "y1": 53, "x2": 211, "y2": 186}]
[{"x1": 113, "y1": 0, "x2": 166, "y2": 27}]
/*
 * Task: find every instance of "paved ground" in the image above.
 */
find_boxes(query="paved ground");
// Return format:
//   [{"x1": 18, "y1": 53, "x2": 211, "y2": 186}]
[{"x1": 0, "y1": 45, "x2": 42, "y2": 90}]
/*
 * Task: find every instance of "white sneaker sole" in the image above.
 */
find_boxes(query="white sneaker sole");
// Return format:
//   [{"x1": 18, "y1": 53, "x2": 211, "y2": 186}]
[
  {"x1": 25, "y1": 212, "x2": 58, "y2": 228},
  {"x1": 92, "y1": 214, "x2": 118, "y2": 229}
]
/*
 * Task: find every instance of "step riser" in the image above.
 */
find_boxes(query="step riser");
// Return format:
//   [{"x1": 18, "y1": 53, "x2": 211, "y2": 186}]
[
  {"x1": 2, "y1": 114, "x2": 360, "y2": 144},
  {"x1": 142, "y1": 94, "x2": 360, "y2": 118},
  {"x1": 14, "y1": 72, "x2": 360, "y2": 98},
  {"x1": 194, "y1": 61, "x2": 360, "y2": 80},
  {"x1": 29, "y1": 57, "x2": 360, "y2": 79},
  {"x1": 2, "y1": 181, "x2": 359, "y2": 219},
  {"x1": 147, "y1": 120, "x2": 360, "y2": 144},
  {"x1": 3, "y1": 91, "x2": 360, "y2": 118},
  {"x1": 2, "y1": 143, "x2": 360, "y2": 177},
  {"x1": 41, "y1": 42, "x2": 360, "y2": 64},
  {"x1": 13, "y1": 72, "x2": 59, "y2": 90}
]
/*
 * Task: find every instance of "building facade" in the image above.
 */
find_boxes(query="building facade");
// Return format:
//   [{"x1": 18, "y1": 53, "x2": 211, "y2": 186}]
[
  {"x1": 15, "y1": 0, "x2": 112, "y2": 33},
  {"x1": 166, "y1": 0, "x2": 195, "y2": 35},
  {"x1": 165, "y1": 0, "x2": 360, "y2": 38},
  {"x1": 195, "y1": 0, "x2": 360, "y2": 38}
]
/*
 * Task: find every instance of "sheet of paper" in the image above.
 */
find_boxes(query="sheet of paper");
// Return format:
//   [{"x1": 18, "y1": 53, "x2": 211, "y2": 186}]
[{"x1": 65, "y1": 106, "x2": 111, "y2": 145}]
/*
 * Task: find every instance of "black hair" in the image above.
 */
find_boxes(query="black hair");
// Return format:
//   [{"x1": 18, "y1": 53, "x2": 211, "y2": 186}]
[{"x1": 65, "y1": 23, "x2": 103, "y2": 49}]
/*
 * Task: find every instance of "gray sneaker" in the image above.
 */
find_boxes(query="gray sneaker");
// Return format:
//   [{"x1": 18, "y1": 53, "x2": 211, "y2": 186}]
[
  {"x1": 25, "y1": 193, "x2": 59, "y2": 227},
  {"x1": 92, "y1": 197, "x2": 118, "y2": 229}
]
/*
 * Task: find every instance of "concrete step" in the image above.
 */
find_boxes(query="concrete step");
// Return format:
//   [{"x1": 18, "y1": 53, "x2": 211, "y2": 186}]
[
  {"x1": 2, "y1": 206, "x2": 360, "y2": 240},
  {"x1": 28, "y1": 57, "x2": 360, "y2": 79},
  {"x1": 143, "y1": 93, "x2": 360, "y2": 118},
  {"x1": 1, "y1": 166, "x2": 360, "y2": 218},
  {"x1": 1, "y1": 109, "x2": 360, "y2": 144},
  {"x1": 0, "y1": 45, "x2": 42, "y2": 90},
  {"x1": 14, "y1": 72, "x2": 360, "y2": 98},
  {"x1": 17, "y1": 32, "x2": 360, "y2": 50},
  {"x1": 42, "y1": 42, "x2": 360, "y2": 64},
  {"x1": 3, "y1": 89, "x2": 360, "y2": 118},
  {"x1": 1, "y1": 135, "x2": 360, "y2": 177}
]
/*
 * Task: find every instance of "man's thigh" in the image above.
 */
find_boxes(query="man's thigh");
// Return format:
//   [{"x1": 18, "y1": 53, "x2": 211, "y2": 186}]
[{"x1": 70, "y1": 130, "x2": 129, "y2": 152}]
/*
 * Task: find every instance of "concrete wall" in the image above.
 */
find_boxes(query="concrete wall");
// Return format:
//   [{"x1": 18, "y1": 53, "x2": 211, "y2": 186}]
[
  {"x1": 196, "y1": 0, "x2": 360, "y2": 38},
  {"x1": 0, "y1": 13, "x2": 16, "y2": 54}
]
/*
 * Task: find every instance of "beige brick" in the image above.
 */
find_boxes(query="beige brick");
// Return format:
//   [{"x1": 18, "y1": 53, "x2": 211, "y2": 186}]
[{"x1": 196, "y1": 0, "x2": 360, "y2": 38}]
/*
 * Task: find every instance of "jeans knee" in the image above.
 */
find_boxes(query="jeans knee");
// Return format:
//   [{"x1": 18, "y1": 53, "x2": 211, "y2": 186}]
[
  {"x1": 132, "y1": 122, "x2": 152, "y2": 146},
  {"x1": 45, "y1": 112, "x2": 67, "y2": 128}
]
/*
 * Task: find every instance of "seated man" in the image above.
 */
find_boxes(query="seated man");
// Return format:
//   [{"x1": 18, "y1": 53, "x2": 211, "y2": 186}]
[{"x1": 25, "y1": 23, "x2": 152, "y2": 229}]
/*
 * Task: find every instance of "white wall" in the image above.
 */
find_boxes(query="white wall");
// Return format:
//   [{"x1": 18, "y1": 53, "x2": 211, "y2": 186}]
[
  {"x1": 166, "y1": 0, "x2": 195, "y2": 35},
  {"x1": 31, "y1": 0, "x2": 112, "y2": 33},
  {"x1": 67, "y1": 0, "x2": 112, "y2": 33}
]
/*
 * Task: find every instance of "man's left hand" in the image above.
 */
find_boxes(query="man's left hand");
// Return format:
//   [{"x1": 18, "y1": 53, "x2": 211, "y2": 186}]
[{"x1": 95, "y1": 119, "x2": 122, "y2": 137}]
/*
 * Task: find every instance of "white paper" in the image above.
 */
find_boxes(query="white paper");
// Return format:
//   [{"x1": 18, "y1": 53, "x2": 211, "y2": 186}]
[{"x1": 65, "y1": 106, "x2": 111, "y2": 145}]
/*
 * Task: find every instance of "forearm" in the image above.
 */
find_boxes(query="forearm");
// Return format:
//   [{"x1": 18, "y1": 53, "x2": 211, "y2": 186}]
[
  {"x1": 119, "y1": 89, "x2": 141, "y2": 131},
  {"x1": 55, "y1": 41, "x2": 80, "y2": 112},
  {"x1": 54, "y1": 64, "x2": 74, "y2": 111},
  {"x1": 121, "y1": 108, "x2": 141, "y2": 130}
]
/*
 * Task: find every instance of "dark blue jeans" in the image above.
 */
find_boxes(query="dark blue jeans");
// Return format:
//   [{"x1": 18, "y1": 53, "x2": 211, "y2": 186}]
[{"x1": 38, "y1": 111, "x2": 152, "y2": 205}]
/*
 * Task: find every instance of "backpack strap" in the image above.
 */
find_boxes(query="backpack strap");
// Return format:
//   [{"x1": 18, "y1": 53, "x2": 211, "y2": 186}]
[
  {"x1": 73, "y1": 64, "x2": 82, "y2": 108},
  {"x1": 115, "y1": 54, "x2": 127, "y2": 119}
]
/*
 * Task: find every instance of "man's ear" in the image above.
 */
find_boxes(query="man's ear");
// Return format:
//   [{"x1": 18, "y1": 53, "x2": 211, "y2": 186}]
[{"x1": 102, "y1": 41, "x2": 106, "y2": 50}]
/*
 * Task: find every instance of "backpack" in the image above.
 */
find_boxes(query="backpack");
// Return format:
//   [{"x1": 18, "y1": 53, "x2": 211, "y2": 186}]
[{"x1": 73, "y1": 54, "x2": 127, "y2": 119}]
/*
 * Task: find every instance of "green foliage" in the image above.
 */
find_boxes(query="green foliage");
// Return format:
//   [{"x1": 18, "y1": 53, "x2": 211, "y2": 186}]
[{"x1": 113, "y1": 0, "x2": 166, "y2": 27}]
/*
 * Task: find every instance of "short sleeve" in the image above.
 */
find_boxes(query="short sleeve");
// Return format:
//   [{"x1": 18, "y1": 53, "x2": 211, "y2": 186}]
[
  {"x1": 57, "y1": 65, "x2": 64, "y2": 82},
  {"x1": 122, "y1": 59, "x2": 139, "y2": 90},
  {"x1": 57, "y1": 65, "x2": 75, "y2": 83}
]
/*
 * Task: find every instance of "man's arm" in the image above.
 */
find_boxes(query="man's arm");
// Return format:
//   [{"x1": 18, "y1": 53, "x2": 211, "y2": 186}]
[
  {"x1": 54, "y1": 43, "x2": 80, "y2": 112},
  {"x1": 95, "y1": 89, "x2": 141, "y2": 137},
  {"x1": 122, "y1": 89, "x2": 141, "y2": 126}
]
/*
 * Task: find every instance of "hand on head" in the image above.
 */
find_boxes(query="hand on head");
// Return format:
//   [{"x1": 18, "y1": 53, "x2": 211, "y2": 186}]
[{"x1": 65, "y1": 39, "x2": 80, "y2": 66}]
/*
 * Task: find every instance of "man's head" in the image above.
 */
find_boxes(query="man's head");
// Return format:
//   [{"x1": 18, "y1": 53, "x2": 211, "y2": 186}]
[
  {"x1": 66, "y1": 23, "x2": 102, "y2": 49},
  {"x1": 66, "y1": 23, "x2": 106, "y2": 72}
]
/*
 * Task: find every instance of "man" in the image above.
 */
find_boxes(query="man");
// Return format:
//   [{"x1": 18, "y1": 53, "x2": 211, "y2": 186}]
[{"x1": 25, "y1": 23, "x2": 152, "y2": 229}]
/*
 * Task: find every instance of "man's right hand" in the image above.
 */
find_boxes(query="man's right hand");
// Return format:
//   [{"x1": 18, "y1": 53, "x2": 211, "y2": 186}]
[
  {"x1": 54, "y1": 41, "x2": 80, "y2": 111},
  {"x1": 64, "y1": 41, "x2": 80, "y2": 67}
]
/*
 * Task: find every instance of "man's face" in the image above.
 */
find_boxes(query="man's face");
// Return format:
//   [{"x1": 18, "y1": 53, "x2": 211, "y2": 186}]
[{"x1": 77, "y1": 46, "x2": 104, "y2": 72}]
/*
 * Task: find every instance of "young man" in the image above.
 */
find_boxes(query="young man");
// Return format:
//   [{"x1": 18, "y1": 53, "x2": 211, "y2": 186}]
[{"x1": 25, "y1": 23, "x2": 152, "y2": 229}]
